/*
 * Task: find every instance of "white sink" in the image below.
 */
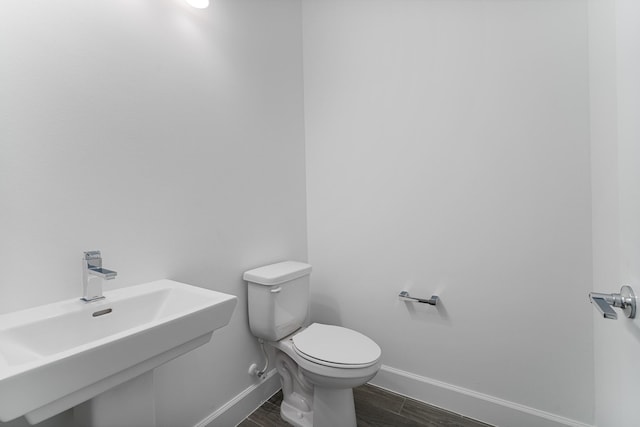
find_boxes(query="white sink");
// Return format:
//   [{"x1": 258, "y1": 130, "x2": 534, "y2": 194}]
[{"x1": 0, "y1": 280, "x2": 237, "y2": 424}]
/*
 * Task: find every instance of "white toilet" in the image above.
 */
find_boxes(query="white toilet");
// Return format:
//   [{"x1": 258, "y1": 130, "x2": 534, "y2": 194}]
[{"x1": 244, "y1": 261, "x2": 382, "y2": 427}]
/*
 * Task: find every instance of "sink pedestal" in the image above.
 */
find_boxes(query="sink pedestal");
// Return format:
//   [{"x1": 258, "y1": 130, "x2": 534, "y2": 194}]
[{"x1": 74, "y1": 371, "x2": 156, "y2": 427}]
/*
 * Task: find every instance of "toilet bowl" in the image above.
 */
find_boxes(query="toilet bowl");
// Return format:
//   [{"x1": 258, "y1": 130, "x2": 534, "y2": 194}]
[
  {"x1": 244, "y1": 261, "x2": 382, "y2": 427},
  {"x1": 270, "y1": 323, "x2": 381, "y2": 427}
]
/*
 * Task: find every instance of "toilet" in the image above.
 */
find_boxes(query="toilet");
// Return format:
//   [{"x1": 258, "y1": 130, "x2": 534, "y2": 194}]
[{"x1": 244, "y1": 261, "x2": 382, "y2": 427}]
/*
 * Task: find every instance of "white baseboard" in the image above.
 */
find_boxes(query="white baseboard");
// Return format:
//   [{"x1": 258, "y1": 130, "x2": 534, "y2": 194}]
[
  {"x1": 370, "y1": 365, "x2": 593, "y2": 427},
  {"x1": 194, "y1": 369, "x2": 281, "y2": 427}
]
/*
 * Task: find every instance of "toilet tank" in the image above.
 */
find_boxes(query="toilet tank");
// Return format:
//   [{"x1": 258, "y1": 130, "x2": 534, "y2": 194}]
[{"x1": 244, "y1": 261, "x2": 312, "y2": 341}]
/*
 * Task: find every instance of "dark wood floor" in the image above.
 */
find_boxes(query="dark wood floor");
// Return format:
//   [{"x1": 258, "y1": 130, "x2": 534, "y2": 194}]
[{"x1": 238, "y1": 384, "x2": 493, "y2": 427}]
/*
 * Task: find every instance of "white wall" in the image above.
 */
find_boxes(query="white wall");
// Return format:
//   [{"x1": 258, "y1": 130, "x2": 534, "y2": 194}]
[
  {"x1": 0, "y1": 1, "x2": 306, "y2": 426},
  {"x1": 589, "y1": 1, "x2": 640, "y2": 426},
  {"x1": 588, "y1": 1, "x2": 618, "y2": 425},
  {"x1": 303, "y1": 0, "x2": 593, "y2": 425}
]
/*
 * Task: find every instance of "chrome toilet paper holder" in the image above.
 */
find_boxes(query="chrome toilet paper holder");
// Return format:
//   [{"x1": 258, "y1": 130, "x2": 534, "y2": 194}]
[{"x1": 398, "y1": 291, "x2": 439, "y2": 306}]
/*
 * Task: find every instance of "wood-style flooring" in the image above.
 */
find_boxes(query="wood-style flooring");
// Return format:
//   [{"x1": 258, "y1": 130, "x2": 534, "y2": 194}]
[{"x1": 238, "y1": 384, "x2": 494, "y2": 427}]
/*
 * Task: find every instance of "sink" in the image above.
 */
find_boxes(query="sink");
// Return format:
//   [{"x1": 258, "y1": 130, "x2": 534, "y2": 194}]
[{"x1": 0, "y1": 280, "x2": 237, "y2": 424}]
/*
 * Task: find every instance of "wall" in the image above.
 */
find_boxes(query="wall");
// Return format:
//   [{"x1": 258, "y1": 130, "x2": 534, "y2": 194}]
[
  {"x1": 0, "y1": 1, "x2": 306, "y2": 426},
  {"x1": 588, "y1": 0, "x2": 618, "y2": 425},
  {"x1": 589, "y1": 1, "x2": 640, "y2": 426},
  {"x1": 303, "y1": 0, "x2": 593, "y2": 425}
]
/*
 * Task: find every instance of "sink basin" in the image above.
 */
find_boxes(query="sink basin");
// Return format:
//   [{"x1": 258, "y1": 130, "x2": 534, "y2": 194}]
[{"x1": 0, "y1": 280, "x2": 237, "y2": 424}]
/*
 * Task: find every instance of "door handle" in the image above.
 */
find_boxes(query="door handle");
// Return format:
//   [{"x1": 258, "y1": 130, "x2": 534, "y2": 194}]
[{"x1": 589, "y1": 285, "x2": 636, "y2": 319}]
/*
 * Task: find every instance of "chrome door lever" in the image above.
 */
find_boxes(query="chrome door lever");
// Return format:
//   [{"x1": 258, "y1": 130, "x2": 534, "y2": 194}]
[
  {"x1": 590, "y1": 295, "x2": 618, "y2": 319},
  {"x1": 589, "y1": 285, "x2": 636, "y2": 319}
]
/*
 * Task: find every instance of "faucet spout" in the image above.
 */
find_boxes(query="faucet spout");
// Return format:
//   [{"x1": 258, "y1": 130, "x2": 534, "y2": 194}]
[
  {"x1": 87, "y1": 266, "x2": 118, "y2": 280},
  {"x1": 82, "y1": 251, "x2": 117, "y2": 302}
]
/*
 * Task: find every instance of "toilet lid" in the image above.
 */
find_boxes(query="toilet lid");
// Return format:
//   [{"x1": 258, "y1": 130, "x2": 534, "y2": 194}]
[{"x1": 292, "y1": 323, "x2": 381, "y2": 366}]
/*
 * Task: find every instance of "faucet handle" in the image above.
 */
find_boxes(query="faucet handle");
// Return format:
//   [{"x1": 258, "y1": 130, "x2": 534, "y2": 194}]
[
  {"x1": 84, "y1": 250, "x2": 103, "y2": 270},
  {"x1": 84, "y1": 250, "x2": 102, "y2": 261}
]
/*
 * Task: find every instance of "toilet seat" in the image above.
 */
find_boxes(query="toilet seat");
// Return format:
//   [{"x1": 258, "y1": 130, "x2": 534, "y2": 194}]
[{"x1": 292, "y1": 323, "x2": 381, "y2": 369}]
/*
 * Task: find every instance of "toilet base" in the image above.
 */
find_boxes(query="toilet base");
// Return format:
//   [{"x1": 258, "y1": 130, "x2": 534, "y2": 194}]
[
  {"x1": 281, "y1": 399, "x2": 313, "y2": 427},
  {"x1": 312, "y1": 387, "x2": 356, "y2": 427},
  {"x1": 280, "y1": 387, "x2": 356, "y2": 427}
]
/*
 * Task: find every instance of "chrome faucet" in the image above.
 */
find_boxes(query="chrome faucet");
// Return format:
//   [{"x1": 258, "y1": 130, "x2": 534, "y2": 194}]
[{"x1": 81, "y1": 250, "x2": 117, "y2": 302}]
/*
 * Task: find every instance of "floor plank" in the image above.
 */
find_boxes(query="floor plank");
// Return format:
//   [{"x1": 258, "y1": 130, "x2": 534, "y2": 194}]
[
  {"x1": 400, "y1": 398, "x2": 470, "y2": 426},
  {"x1": 267, "y1": 390, "x2": 284, "y2": 406},
  {"x1": 354, "y1": 384, "x2": 405, "y2": 414},
  {"x1": 237, "y1": 418, "x2": 262, "y2": 427},
  {"x1": 246, "y1": 401, "x2": 289, "y2": 427},
  {"x1": 355, "y1": 396, "x2": 423, "y2": 427}
]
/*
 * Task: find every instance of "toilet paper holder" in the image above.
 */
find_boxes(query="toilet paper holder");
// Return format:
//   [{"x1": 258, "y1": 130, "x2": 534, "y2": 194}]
[{"x1": 398, "y1": 291, "x2": 439, "y2": 306}]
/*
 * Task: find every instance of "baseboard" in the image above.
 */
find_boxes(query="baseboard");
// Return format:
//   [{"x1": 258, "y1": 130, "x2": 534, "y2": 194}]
[
  {"x1": 370, "y1": 365, "x2": 593, "y2": 427},
  {"x1": 194, "y1": 369, "x2": 281, "y2": 427}
]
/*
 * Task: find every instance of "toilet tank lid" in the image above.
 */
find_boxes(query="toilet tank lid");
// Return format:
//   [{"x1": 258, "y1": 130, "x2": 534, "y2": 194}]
[{"x1": 243, "y1": 261, "x2": 312, "y2": 285}]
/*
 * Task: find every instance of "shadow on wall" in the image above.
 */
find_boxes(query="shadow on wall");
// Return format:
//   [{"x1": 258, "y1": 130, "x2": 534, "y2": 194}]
[
  {"x1": 626, "y1": 320, "x2": 640, "y2": 343},
  {"x1": 399, "y1": 299, "x2": 452, "y2": 327},
  {"x1": 310, "y1": 293, "x2": 343, "y2": 326}
]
